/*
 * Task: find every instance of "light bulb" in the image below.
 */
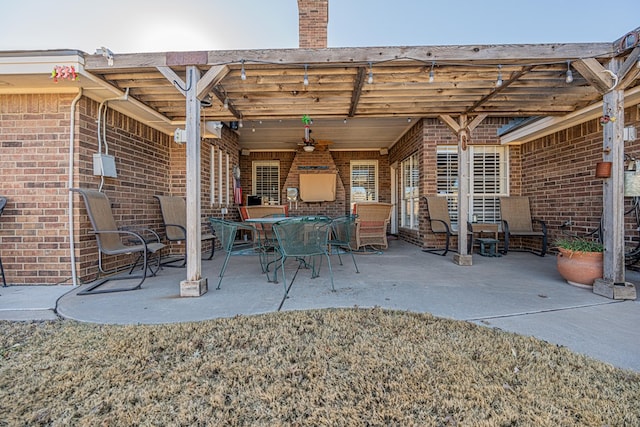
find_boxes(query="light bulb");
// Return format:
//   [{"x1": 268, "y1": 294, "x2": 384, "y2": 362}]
[
  {"x1": 428, "y1": 61, "x2": 435, "y2": 83},
  {"x1": 565, "y1": 61, "x2": 573, "y2": 83},
  {"x1": 223, "y1": 98, "x2": 229, "y2": 109},
  {"x1": 495, "y1": 65, "x2": 503, "y2": 88},
  {"x1": 367, "y1": 62, "x2": 373, "y2": 84},
  {"x1": 238, "y1": 120, "x2": 243, "y2": 128},
  {"x1": 303, "y1": 64, "x2": 309, "y2": 86},
  {"x1": 240, "y1": 60, "x2": 246, "y2": 81}
]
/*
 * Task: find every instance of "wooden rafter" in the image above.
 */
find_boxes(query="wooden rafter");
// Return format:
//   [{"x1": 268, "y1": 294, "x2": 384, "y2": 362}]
[
  {"x1": 573, "y1": 58, "x2": 614, "y2": 94},
  {"x1": 348, "y1": 67, "x2": 366, "y2": 117},
  {"x1": 465, "y1": 66, "x2": 534, "y2": 114}
]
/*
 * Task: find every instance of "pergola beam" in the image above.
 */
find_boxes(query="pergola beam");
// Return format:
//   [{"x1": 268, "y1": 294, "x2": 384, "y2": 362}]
[
  {"x1": 573, "y1": 58, "x2": 614, "y2": 94},
  {"x1": 348, "y1": 67, "x2": 366, "y2": 117}
]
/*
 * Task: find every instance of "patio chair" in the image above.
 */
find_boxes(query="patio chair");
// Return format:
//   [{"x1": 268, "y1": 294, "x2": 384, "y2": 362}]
[
  {"x1": 272, "y1": 216, "x2": 334, "y2": 297},
  {"x1": 208, "y1": 218, "x2": 260, "y2": 289},
  {"x1": 499, "y1": 196, "x2": 547, "y2": 257},
  {"x1": 422, "y1": 196, "x2": 473, "y2": 256},
  {"x1": 72, "y1": 188, "x2": 165, "y2": 295},
  {"x1": 329, "y1": 214, "x2": 359, "y2": 273},
  {"x1": 352, "y1": 202, "x2": 393, "y2": 250},
  {"x1": 154, "y1": 195, "x2": 215, "y2": 267},
  {"x1": 0, "y1": 196, "x2": 7, "y2": 287}
]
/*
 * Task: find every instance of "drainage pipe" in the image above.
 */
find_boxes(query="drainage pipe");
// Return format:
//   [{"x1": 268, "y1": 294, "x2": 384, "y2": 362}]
[{"x1": 67, "y1": 89, "x2": 83, "y2": 287}]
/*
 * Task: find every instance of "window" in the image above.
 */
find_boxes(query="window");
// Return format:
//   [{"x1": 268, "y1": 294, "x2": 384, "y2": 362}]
[
  {"x1": 436, "y1": 145, "x2": 508, "y2": 228},
  {"x1": 252, "y1": 160, "x2": 280, "y2": 204},
  {"x1": 350, "y1": 160, "x2": 378, "y2": 209},
  {"x1": 210, "y1": 146, "x2": 230, "y2": 206},
  {"x1": 401, "y1": 152, "x2": 419, "y2": 229}
]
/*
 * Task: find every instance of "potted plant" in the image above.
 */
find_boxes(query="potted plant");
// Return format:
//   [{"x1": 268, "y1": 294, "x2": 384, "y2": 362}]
[{"x1": 554, "y1": 237, "x2": 604, "y2": 288}]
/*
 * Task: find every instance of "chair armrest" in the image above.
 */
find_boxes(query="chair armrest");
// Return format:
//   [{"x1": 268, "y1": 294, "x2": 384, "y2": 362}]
[
  {"x1": 501, "y1": 219, "x2": 510, "y2": 235},
  {"x1": 532, "y1": 218, "x2": 547, "y2": 234},
  {"x1": 120, "y1": 225, "x2": 162, "y2": 244},
  {"x1": 429, "y1": 218, "x2": 451, "y2": 234}
]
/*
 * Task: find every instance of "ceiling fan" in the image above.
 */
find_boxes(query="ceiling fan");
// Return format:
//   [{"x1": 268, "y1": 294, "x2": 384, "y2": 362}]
[{"x1": 298, "y1": 115, "x2": 333, "y2": 151}]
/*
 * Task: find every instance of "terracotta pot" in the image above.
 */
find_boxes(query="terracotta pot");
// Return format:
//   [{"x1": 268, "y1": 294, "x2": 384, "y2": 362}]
[
  {"x1": 556, "y1": 248, "x2": 603, "y2": 288},
  {"x1": 595, "y1": 161, "x2": 612, "y2": 178}
]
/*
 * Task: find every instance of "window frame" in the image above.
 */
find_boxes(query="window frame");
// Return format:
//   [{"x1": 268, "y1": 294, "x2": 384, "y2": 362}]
[
  {"x1": 400, "y1": 152, "x2": 420, "y2": 230},
  {"x1": 252, "y1": 160, "x2": 280, "y2": 204},
  {"x1": 350, "y1": 160, "x2": 379, "y2": 209},
  {"x1": 436, "y1": 145, "x2": 508, "y2": 229}
]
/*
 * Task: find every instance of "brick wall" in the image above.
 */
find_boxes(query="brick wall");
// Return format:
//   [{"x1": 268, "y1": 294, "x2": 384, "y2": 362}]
[
  {"x1": 521, "y1": 106, "x2": 640, "y2": 251},
  {"x1": 397, "y1": 117, "x2": 512, "y2": 249},
  {"x1": 0, "y1": 93, "x2": 239, "y2": 285},
  {"x1": 0, "y1": 94, "x2": 79, "y2": 284},
  {"x1": 239, "y1": 149, "x2": 390, "y2": 218},
  {"x1": 298, "y1": 0, "x2": 328, "y2": 48}
]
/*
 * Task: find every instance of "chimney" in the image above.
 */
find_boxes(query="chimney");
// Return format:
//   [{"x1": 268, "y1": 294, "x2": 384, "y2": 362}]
[{"x1": 297, "y1": 0, "x2": 328, "y2": 48}]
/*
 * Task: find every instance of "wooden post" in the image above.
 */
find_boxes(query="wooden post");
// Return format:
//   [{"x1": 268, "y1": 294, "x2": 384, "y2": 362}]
[
  {"x1": 594, "y1": 59, "x2": 636, "y2": 300},
  {"x1": 454, "y1": 115, "x2": 472, "y2": 265},
  {"x1": 180, "y1": 66, "x2": 208, "y2": 297}
]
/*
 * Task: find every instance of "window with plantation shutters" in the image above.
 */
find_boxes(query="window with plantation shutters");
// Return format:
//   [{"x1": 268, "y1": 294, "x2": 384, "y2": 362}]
[
  {"x1": 436, "y1": 145, "x2": 507, "y2": 229},
  {"x1": 401, "y1": 152, "x2": 419, "y2": 229},
  {"x1": 252, "y1": 161, "x2": 280, "y2": 204},
  {"x1": 471, "y1": 146, "x2": 508, "y2": 223},
  {"x1": 436, "y1": 146, "x2": 459, "y2": 226},
  {"x1": 350, "y1": 160, "x2": 378, "y2": 209}
]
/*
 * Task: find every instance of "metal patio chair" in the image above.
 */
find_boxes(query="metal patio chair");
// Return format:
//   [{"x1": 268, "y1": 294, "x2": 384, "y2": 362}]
[
  {"x1": 499, "y1": 196, "x2": 547, "y2": 257},
  {"x1": 208, "y1": 218, "x2": 260, "y2": 289},
  {"x1": 73, "y1": 188, "x2": 165, "y2": 295},
  {"x1": 422, "y1": 196, "x2": 473, "y2": 256},
  {"x1": 329, "y1": 214, "x2": 359, "y2": 273},
  {"x1": 272, "y1": 216, "x2": 334, "y2": 297},
  {"x1": 154, "y1": 195, "x2": 215, "y2": 267}
]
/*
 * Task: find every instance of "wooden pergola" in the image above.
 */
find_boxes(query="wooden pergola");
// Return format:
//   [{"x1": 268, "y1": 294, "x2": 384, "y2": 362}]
[{"x1": 69, "y1": 31, "x2": 640, "y2": 296}]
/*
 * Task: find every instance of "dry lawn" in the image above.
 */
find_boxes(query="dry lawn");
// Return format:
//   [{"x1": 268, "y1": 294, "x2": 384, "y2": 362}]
[{"x1": 1, "y1": 308, "x2": 638, "y2": 426}]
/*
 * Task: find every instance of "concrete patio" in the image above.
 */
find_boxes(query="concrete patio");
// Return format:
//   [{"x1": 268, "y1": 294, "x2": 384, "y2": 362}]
[{"x1": 2, "y1": 239, "x2": 639, "y2": 372}]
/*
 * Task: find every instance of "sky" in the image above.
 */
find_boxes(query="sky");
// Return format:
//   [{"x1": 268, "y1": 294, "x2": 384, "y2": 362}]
[{"x1": 1, "y1": 0, "x2": 639, "y2": 54}]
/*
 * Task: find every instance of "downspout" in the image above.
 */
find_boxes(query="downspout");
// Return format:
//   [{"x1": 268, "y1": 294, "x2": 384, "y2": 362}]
[{"x1": 68, "y1": 89, "x2": 83, "y2": 286}]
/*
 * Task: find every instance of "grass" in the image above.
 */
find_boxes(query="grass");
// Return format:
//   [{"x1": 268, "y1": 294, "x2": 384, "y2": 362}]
[{"x1": 1, "y1": 308, "x2": 639, "y2": 426}]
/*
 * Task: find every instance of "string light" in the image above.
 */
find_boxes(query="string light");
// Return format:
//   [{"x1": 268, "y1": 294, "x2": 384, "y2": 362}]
[
  {"x1": 223, "y1": 97, "x2": 229, "y2": 109},
  {"x1": 428, "y1": 61, "x2": 435, "y2": 83},
  {"x1": 565, "y1": 60, "x2": 573, "y2": 83},
  {"x1": 303, "y1": 64, "x2": 309, "y2": 86},
  {"x1": 238, "y1": 119, "x2": 243, "y2": 128},
  {"x1": 367, "y1": 62, "x2": 373, "y2": 84},
  {"x1": 240, "y1": 59, "x2": 246, "y2": 81},
  {"x1": 495, "y1": 64, "x2": 503, "y2": 88}
]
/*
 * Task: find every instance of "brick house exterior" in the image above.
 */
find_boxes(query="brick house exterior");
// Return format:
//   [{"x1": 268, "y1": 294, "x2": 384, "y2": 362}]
[
  {"x1": 1, "y1": 90, "x2": 639, "y2": 285},
  {"x1": 0, "y1": 1, "x2": 638, "y2": 287}
]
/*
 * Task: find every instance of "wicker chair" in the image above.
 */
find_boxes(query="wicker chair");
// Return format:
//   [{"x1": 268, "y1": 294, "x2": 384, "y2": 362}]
[
  {"x1": 499, "y1": 196, "x2": 547, "y2": 257},
  {"x1": 352, "y1": 202, "x2": 393, "y2": 250},
  {"x1": 422, "y1": 196, "x2": 473, "y2": 256}
]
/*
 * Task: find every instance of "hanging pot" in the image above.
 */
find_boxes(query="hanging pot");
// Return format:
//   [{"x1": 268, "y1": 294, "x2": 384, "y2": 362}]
[{"x1": 595, "y1": 161, "x2": 612, "y2": 178}]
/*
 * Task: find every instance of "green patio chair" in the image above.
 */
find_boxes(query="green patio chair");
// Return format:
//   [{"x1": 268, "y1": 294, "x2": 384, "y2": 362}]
[
  {"x1": 272, "y1": 216, "x2": 334, "y2": 297},
  {"x1": 329, "y1": 214, "x2": 359, "y2": 273},
  {"x1": 208, "y1": 218, "x2": 260, "y2": 289}
]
